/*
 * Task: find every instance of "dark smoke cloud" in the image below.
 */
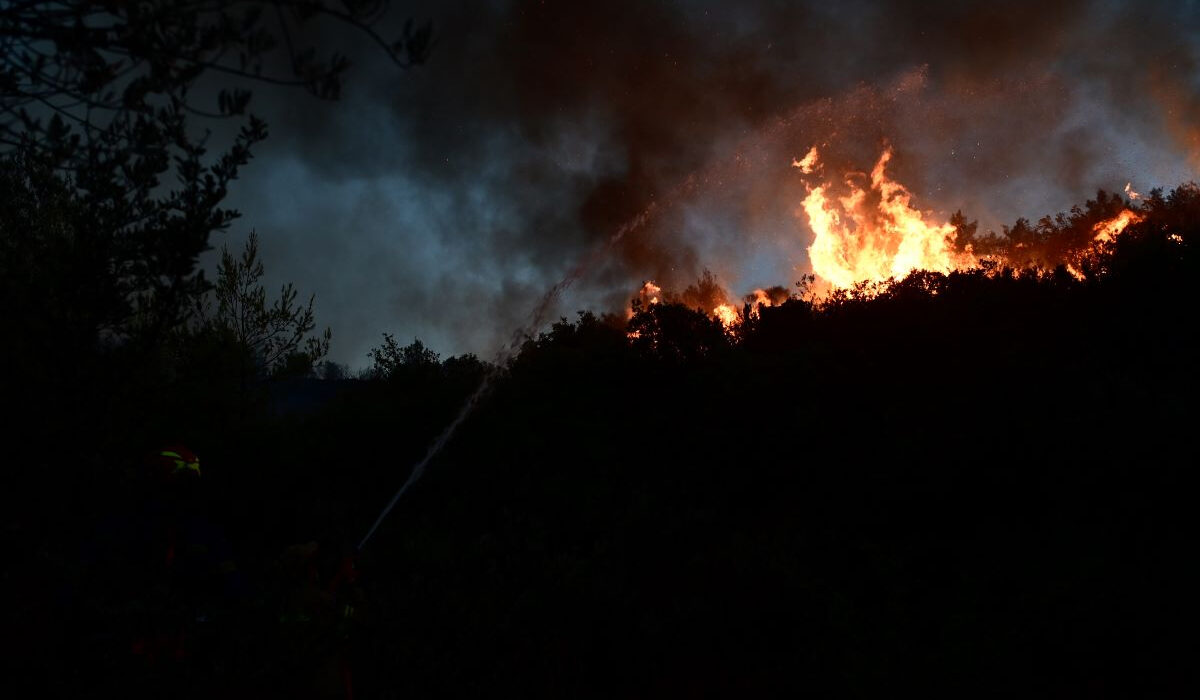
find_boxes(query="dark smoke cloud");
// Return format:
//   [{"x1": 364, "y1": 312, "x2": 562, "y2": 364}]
[{"x1": 217, "y1": 0, "x2": 1200, "y2": 367}]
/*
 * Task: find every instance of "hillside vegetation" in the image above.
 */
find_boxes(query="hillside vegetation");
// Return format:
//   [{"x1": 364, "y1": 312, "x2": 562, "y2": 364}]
[{"x1": 7, "y1": 182, "x2": 1196, "y2": 695}]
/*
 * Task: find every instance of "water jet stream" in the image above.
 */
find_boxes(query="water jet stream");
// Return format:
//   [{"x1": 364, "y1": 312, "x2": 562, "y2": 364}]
[{"x1": 357, "y1": 204, "x2": 657, "y2": 551}]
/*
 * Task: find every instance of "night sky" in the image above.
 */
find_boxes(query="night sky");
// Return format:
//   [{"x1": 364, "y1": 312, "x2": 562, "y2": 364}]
[{"x1": 214, "y1": 0, "x2": 1200, "y2": 368}]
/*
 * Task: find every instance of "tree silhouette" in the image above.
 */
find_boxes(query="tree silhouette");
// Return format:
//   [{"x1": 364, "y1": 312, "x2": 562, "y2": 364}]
[
  {"x1": 196, "y1": 230, "x2": 330, "y2": 393},
  {"x1": 367, "y1": 334, "x2": 440, "y2": 381},
  {"x1": 1, "y1": 1, "x2": 434, "y2": 155},
  {"x1": 949, "y1": 209, "x2": 978, "y2": 252},
  {"x1": 627, "y1": 299, "x2": 729, "y2": 363},
  {"x1": 1, "y1": 1, "x2": 433, "y2": 345}
]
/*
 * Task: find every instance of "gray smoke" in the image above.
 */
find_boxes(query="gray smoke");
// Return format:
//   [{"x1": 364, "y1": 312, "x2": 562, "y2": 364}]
[{"x1": 215, "y1": 0, "x2": 1200, "y2": 367}]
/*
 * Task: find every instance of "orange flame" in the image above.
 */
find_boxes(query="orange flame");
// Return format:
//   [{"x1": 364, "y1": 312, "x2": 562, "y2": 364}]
[
  {"x1": 791, "y1": 146, "x2": 819, "y2": 174},
  {"x1": 1092, "y1": 209, "x2": 1143, "y2": 243},
  {"x1": 712, "y1": 303, "x2": 739, "y2": 329},
  {"x1": 744, "y1": 288, "x2": 779, "y2": 319},
  {"x1": 640, "y1": 281, "x2": 662, "y2": 305},
  {"x1": 626, "y1": 152, "x2": 1146, "y2": 342},
  {"x1": 1059, "y1": 208, "x2": 1145, "y2": 281},
  {"x1": 798, "y1": 147, "x2": 975, "y2": 290},
  {"x1": 626, "y1": 280, "x2": 664, "y2": 328}
]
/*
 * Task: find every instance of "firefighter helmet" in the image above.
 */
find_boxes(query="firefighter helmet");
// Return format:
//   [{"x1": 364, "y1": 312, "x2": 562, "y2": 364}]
[{"x1": 156, "y1": 444, "x2": 201, "y2": 479}]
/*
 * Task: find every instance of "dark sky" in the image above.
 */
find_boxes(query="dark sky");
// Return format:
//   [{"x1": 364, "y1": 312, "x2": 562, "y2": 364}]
[{"x1": 214, "y1": 0, "x2": 1200, "y2": 368}]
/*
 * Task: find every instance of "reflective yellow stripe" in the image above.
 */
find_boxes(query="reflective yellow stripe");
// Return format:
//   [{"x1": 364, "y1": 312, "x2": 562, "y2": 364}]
[{"x1": 160, "y1": 451, "x2": 182, "y2": 459}]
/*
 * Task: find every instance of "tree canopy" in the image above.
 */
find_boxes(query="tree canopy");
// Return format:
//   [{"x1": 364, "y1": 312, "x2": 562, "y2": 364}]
[{"x1": 1, "y1": 1, "x2": 432, "y2": 343}]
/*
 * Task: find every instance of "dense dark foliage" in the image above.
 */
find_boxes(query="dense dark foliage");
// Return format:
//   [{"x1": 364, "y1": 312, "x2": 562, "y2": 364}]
[
  {"x1": 7, "y1": 179, "x2": 1195, "y2": 695},
  {"x1": 1, "y1": 0, "x2": 428, "y2": 468}
]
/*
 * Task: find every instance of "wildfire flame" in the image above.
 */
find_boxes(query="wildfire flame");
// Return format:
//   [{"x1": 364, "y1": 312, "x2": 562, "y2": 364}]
[
  {"x1": 712, "y1": 304, "x2": 739, "y2": 328},
  {"x1": 797, "y1": 147, "x2": 975, "y2": 290},
  {"x1": 640, "y1": 281, "x2": 662, "y2": 305},
  {"x1": 1064, "y1": 263, "x2": 1087, "y2": 281},
  {"x1": 1062, "y1": 208, "x2": 1144, "y2": 280},
  {"x1": 630, "y1": 279, "x2": 774, "y2": 330},
  {"x1": 627, "y1": 148, "x2": 1150, "y2": 340},
  {"x1": 795, "y1": 147, "x2": 1146, "y2": 290},
  {"x1": 1092, "y1": 208, "x2": 1143, "y2": 243},
  {"x1": 792, "y1": 146, "x2": 819, "y2": 174}
]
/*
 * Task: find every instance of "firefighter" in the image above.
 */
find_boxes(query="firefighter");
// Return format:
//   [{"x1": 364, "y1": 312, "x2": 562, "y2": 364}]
[
  {"x1": 124, "y1": 444, "x2": 244, "y2": 692},
  {"x1": 273, "y1": 539, "x2": 363, "y2": 699}
]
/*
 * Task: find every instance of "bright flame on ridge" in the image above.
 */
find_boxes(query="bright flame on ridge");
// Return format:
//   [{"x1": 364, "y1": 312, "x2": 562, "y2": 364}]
[
  {"x1": 797, "y1": 147, "x2": 975, "y2": 290},
  {"x1": 1092, "y1": 209, "x2": 1143, "y2": 243}
]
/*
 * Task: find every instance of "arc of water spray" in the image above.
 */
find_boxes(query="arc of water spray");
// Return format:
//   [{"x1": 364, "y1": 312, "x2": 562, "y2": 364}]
[
  {"x1": 354, "y1": 79, "x2": 930, "y2": 549},
  {"x1": 357, "y1": 204, "x2": 658, "y2": 551},
  {"x1": 355, "y1": 93, "x2": 830, "y2": 551}
]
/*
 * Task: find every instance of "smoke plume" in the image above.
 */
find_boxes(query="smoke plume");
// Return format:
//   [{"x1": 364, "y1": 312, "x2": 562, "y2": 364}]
[{"x1": 220, "y1": 0, "x2": 1200, "y2": 365}]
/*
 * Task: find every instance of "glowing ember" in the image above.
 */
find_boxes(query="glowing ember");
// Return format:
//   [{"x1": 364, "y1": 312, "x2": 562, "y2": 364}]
[
  {"x1": 798, "y1": 147, "x2": 974, "y2": 290},
  {"x1": 1092, "y1": 209, "x2": 1143, "y2": 243},
  {"x1": 1124, "y1": 182, "x2": 1140, "y2": 200}
]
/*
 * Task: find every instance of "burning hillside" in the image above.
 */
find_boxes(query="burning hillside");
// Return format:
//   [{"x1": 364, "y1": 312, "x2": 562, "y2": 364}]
[
  {"x1": 626, "y1": 146, "x2": 1152, "y2": 331},
  {"x1": 797, "y1": 146, "x2": 976, "y2": 290},
  {"x1": 793, "y1": 145, "x2": 1146, "y2": 291},
  {"x1": 629, "y1": 271, "x2": 790, "y2": 333}
]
